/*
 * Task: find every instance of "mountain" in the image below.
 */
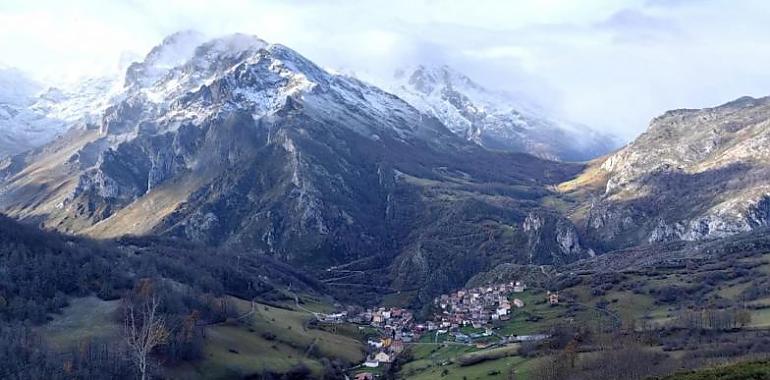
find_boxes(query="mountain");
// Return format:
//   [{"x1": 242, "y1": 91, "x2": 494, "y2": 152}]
[
  {"x1": 0, "y1": 67, "x2": 50, "y2": 155},
  {"x1": 387, "y1": 65, "x2": 617, "y2": 161},
  {"x1": 563, "y1": 96, "x2": 770, "y2": 250},
  {"x1": 0, "y1": 32, "x2": 590, "y2": 303},
  {"x1": 0, "y1": 66, "x2": 118, "y2": 157}
]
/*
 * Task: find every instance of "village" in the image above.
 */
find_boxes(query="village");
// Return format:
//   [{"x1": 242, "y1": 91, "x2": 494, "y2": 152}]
[{"x1": 313, "y1": 280, "x2": 559, "y2": 377}]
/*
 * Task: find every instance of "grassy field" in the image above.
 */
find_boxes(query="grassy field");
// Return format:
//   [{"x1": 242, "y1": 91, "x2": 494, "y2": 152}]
[
  {"x1": 38, "y1": 294, "x2": 365, "y2": 379},
  {"x1": 400, "y1": 343, "x2": 536, "y2": 380},
  {"x1": 657, "y1": 360, "x2": 770, "y2": 380},
  {"x1": 381, "y1": 290, "x2": 418, "y2": 308},
  {"x1": 175, "y1": 297, "x2": 365, "y2": 379},
  {"x1": 39, "y1": 296, "x2": 121, "y2": 350}
]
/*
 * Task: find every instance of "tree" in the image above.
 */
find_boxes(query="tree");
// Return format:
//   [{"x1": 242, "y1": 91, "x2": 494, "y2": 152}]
[
  {"x1": 735, "y1": 308, "x2": 752, "y2": 327},
  {"x1": 124, "y1": 297, "x2": 170, "y2": 380},
  {"x1": 564, "y1": 339, "x2": 578, "y2": 369}
]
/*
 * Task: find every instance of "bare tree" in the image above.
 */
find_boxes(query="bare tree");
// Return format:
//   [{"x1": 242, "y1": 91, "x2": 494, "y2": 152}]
[{"x1": 124, "y1": 297, "x2": 169, "y2": 380}]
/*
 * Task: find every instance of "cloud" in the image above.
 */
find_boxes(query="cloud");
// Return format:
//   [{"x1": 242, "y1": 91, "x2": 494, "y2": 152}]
[
  {"x1": 595, "y1": 9, "x2": 683, "y2": 44},
  {"x1": 1, "y1": 0, "x2": 769, "y2": 141}
]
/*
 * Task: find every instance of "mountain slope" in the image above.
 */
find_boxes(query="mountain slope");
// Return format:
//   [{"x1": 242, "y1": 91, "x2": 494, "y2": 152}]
[
  {"x1": 0, "y1": 33, "x2": 591, "y2": 302},
  {"x1": 564, "y1": 96, "x2": 770, "y2": 250},
  {"x1": 387, "y1": 65, "x2": 617, "y2": 161}
]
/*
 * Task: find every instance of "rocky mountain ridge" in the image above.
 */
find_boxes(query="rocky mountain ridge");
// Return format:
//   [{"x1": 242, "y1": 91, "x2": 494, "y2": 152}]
[{"x1": 564, "y1": 96, "x2": 770, "y2": 250}]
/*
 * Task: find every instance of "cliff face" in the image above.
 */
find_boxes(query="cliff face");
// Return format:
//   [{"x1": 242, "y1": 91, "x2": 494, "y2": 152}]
[{"x1": 569, "y1": 96, "x2": 770, "y2": 250}]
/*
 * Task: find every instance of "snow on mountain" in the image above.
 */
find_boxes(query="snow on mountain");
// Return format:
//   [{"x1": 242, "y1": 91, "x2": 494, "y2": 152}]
[
  {"x1": 386, "y1": 64, "x2": 617, "y2": 161},
  {"x1": 105, "y1": 33, "x2": 433, "y2": 142},
  {"x1": 0, "y1": 66, "x2": 42, "y2": 105},
  {"x1": 0, "y1": 68, "x2": 60, "y2": 155},
  {"x1": 124, "y1": 30, "x2": 207, "y2": 89},
  {"x1": 0, "y1": 67, "x2": 121, "y2": 157}
]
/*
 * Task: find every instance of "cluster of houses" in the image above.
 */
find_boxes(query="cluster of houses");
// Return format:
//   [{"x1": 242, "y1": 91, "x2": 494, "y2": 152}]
[
  {"x1": 342, "y1": 280, "x2": 549, "y2": 374},
  {"x1": 430, "y1": 281, "x2": 527, "y2": 329},
  {"x1": 353, "y1": 307, "x2": 419, "y2": 368}
]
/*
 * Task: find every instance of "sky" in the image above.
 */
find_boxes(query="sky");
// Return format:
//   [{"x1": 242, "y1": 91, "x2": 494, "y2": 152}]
[{"x1": 2, "y1": 0, "x2": 770, "y2": 141}]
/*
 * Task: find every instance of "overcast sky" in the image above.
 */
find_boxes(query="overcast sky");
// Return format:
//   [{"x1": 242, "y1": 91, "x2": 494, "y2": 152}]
[{"x1": 2, "y1": 0, "x2": 770, "y2": 140}]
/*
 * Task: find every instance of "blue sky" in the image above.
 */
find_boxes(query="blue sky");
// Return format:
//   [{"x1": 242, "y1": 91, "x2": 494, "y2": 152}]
[{"x1": 2, "y1": 0, "x2": 770, "y2": 140}]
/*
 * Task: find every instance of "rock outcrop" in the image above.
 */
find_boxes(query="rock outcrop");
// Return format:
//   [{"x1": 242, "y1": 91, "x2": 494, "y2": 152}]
[{"x1": 572, "y1": 96, "x2": 770, "y2": 249}]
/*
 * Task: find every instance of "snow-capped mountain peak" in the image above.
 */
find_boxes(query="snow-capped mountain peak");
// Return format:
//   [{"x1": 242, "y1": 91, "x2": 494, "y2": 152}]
[
  {"x1": 0, "y1": 66, "x2": 122, "y2": 158},
  {"x1": 98, "y1": 33, "x2": 438, "y2": 142},
  {"x1": 0, "y1": 66, "x2": 42, "y2": 106},
  {"x1": 388, "y1": 64, "x2": 617, "y2": 161},
  {"x1": 396, "y1": 64, "x2": 481, "y2": 96},
  {"x1": 124, "y1": 30, "x2": 207, "y2": 89}
]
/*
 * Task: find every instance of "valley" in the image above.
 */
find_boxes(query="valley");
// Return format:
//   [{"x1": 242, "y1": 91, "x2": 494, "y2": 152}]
[{"x1": 1, "y1": 16, "x2": 770, "y2": 380}]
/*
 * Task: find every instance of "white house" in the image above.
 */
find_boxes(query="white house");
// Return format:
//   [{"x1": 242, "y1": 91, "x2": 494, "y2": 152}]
[{"x1": 375, "y1": 352, "x2": 392, "y2": 363}]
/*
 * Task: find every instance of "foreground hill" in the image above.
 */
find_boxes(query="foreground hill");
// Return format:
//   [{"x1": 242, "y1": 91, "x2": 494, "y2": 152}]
[
  {"x1": 0, "y1": 213, "x2": 363, "y2": 379},
  {"x1": 0, "y1": 213, "x2": 320, "y2": 324},
  {"x1": 0, "y1": 32, "x2": 590, "y2": 303}
]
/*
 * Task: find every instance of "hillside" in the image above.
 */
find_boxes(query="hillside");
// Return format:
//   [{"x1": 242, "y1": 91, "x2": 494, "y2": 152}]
[{"x1": 0, "y1": 212, "x2": 347, "y2": 379}]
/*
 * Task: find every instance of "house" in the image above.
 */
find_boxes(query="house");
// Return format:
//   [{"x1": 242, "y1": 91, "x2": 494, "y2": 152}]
[
  {"x1": 513, "y1": 281, "x2": 526, "y2": 293},
  {"x1": 375, "y1": 351, "x2": 392, "y2": 363},
  {"x1": 367, "y1": 339, "x2": 383, "y2": 348},
  {"x1": 391, "y1": 340, "x2": 405, "y2": 353},
  {"x1": 513, "y1": 298, "x2": 524, "y2": 308},
  {"x1": 547, "y1": 291, "x2": 559, "y2": 305},
  {"x1": 516, "y1": 334, "x2": 549, "y2": 342},
  {"x1": 355, "y1": 373, "x2": 374, "y2": 380},
  {"x1": 363, "y1": 358, "x2": 379, "y2": 368}
]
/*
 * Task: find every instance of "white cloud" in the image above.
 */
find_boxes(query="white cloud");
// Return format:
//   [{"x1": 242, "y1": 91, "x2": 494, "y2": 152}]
[{"x1": 1, "y1": 0, "x2": 769, "y2": 140}]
